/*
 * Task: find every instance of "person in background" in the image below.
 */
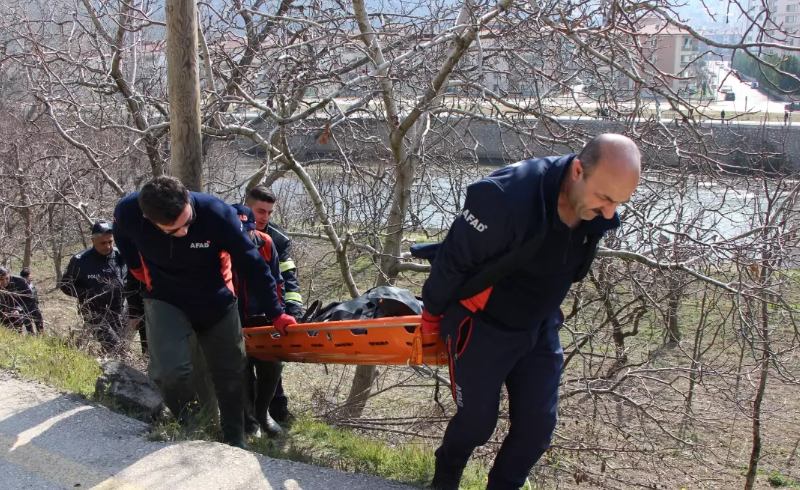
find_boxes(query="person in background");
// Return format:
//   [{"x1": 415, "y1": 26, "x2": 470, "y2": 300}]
[
  {"x1": 245, "y1": 185, "x2": 302, "y2": 423},
  {"x1": 60, "y1": 221, "x2": 126, "y2": 352},
  {"x1": 0, "y1": 267, "x2": 38, "y2": 334},
  {"x1": 19, "y1": 268, "x2": 43, "y2": 333},
  {"x1": 230, "y1": 204, "x2": 285, "y2": 439},
  {"x1": 113, "y1": 176, "x2": 296, "y2": 448}
]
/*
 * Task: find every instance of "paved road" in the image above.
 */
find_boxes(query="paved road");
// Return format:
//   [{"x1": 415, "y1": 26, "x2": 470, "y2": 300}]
[
  {"x1": 0, "y1": 370, "x2": 416, "y2": 490},
  {"x1": 707, "y1": 61, "x2": 789, "y2": 115}
]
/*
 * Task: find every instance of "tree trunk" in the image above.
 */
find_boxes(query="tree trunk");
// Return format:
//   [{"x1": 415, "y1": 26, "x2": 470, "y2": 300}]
[
  {"x1": 345, "y1": 365, "x2": 378, "y2": 417},
  {"x1": 743, "y1": 283, "x2": 771, "y2": 490},
  {"x1": 21, "y1": 206, "x2": 32, "y2": 268},
  {"x1": 48, "y1": 205, "x2": 63, "y2": 284},
  {"x1": 14, "y1": 143, "x2": 32, "y2": 268},
  {"x1": 665, "y1": 294, "x2": 681, "y2": 344},
  {"x1": 166, "y1": 0, "x2": 215, "y2": 417},
  {"x1": 343, "y1": 0, "x2": 405, "y2": 419},
  {"x1": 343, "y1": 0, "x2": 491, "y2": 419},
  {"x1": 166, "y1": 0, "x2": 203, "y2": 190},
  {"x1": 682, "y1": 285, "x2": 709, "y2": 436}
]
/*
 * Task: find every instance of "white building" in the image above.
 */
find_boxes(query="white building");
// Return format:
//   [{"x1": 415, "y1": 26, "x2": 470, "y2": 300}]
[{"x1": 745, "y1": 0, "x2": 800, "y2": 50}]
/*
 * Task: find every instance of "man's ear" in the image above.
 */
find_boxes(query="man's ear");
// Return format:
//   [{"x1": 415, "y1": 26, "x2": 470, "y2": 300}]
[{"x1": 572, "y1": 158, "x2": 584, "y2": 180}]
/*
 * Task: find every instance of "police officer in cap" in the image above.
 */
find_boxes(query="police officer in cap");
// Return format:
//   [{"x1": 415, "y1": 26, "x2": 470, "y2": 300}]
[{"x1": 61, "y1": 220, "x2": 127, "y2": 353}]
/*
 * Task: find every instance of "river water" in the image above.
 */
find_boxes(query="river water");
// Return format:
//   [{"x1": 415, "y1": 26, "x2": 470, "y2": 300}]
[{"x1": 231, "y1": 159, "x2": 794, "y2": 246}]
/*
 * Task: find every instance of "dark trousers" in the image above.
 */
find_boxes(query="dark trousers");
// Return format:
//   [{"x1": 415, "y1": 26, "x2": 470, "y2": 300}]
[
  {"x1": 240, "y1": 316, "x2": 284, "y2": 430},
  {"x1": 437, "y1": 304, "x2": 564, "y2": 490},
  {"x1": 145, "y1": 299, "x2": 246, "y2": 443},
  {"x1": 270, "y1": 377, "x2": 289, "y2": 418},
  {"x1": 81, "y1": 305, "x2": 124, "y2": 352},
  {"x1": 243, "y1": 358, "x2": 283, "y2": 431}
]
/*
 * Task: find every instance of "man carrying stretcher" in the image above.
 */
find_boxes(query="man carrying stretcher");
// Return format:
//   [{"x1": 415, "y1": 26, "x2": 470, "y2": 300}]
[
  {"x1": 113, "y1": 176, "x2": 297, "y2": 449},
  {"x1": 230, "y1": 204, "x2": 286, "y2": 439},
  {"x1": 420, "y1": 134, "x2": 641, "y2": 490}
]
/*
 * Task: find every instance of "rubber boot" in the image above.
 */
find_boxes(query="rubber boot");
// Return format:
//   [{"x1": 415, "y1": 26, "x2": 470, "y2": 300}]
[
  {"x1": 226, "y1": 437, "x2": 249, "y2": 450},
  {"x1": 243, "y1": 359, "x2": 262, "y2": 437},
  {"x1": 269, "y1": 376, "x2": 291, "y2": 422},
  {"x1": 216, "y1": 367, "x2": 247, "y2": 449},
  {"x1": 431, "y1": 454, "x2": 466, "y2": 490},
  {"x1": 261, "y1": 413, "x2": 284, "y2": 438},
  {"x1": 254, "y1": 360, "x2": 284, "y2": 436}
]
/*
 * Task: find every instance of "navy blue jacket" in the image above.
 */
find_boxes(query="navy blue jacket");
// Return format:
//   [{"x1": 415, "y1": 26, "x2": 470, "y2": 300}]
[
  {"x1": 60, "y1": 247, "x2": 126, "y2": 311},
  {"x1": 113, "y1": 192, "x2": 283, "y2": 329},
  {"x1": 263, "y1": 222, "x2": 303, "y2": 317},
  {"x1": 422, "y1": 155, "x2": 620, "y2": 330},
  {"x1": 233, "y1": 230, "x2": 284, "y2": 322}
]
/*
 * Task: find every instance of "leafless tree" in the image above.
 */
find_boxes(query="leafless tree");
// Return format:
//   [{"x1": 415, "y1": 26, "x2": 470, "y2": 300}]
[{"x1": 1, "y1": 0, "x2": 800, "y2": 486}]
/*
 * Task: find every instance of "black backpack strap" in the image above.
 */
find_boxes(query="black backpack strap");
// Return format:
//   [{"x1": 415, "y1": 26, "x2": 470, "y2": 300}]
[{"x1": 299, "y1": 300, "x2": 321, "y2": 323}]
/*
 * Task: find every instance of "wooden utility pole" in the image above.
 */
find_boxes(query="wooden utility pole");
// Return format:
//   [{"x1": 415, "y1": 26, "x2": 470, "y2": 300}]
[
  {"x1": 165, "y1": 0, "x2": 216, "y2": 419},
  {"x1": 166, "y1": 0, "x2": 203, "y2": 190}
]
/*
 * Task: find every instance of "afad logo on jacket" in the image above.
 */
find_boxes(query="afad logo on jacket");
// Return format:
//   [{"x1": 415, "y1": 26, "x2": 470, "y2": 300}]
[
  {"x1": 190, "y1": 240, "x2": 211, "y2": 249},
  {"x1": 460, "y1": 209, "x2": 488, "y2": 232}
]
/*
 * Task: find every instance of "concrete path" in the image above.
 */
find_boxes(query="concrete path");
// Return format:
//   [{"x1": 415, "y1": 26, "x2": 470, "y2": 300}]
[{"x1": 0, "y1": 370, "x2": 416, "y2": 490}]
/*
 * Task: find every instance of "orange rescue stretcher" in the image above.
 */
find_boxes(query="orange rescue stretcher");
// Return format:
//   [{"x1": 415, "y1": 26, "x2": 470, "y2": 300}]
[{"x1": 243, "y1": 315, "x2": 448, "y2": 366}]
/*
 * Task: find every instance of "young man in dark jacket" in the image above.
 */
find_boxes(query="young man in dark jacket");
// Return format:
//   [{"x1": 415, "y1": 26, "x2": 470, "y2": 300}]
[
  {"x1": 422, "y1": 134, "x2": 641, "y2": 490},
  {"x1": 61, "y1": 221, "x2": 126, "y2": 351},
  {"x1": 230, "y1": 204, "x2": 285, "y2": 439},
  {"x1": 113, "y1": 176, "x2": 296, "y2": 448},
  {"x1": 245, "y1": 185, "x2": 301, "y2": 422},
  {"x1": 0, "y1": 268, "x2": 38, "y2": 334}
]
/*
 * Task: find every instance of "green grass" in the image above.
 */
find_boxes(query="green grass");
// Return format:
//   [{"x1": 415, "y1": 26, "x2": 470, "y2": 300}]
[
  {"x1": 249, "y1": 417, "x2": 489, "y2": 489},
  {"x1": 146, "y1": 403, "x2": 223, "y2": 443},
  {"x1": 0, "y1": 328, "x2": 100, "y2": 396},
  {"x1": 148, "y1": 410, "x2": 491, "y2": 489},
  {"x1": 768, "y1": 471, "x2": 800, "y2": 488},
  {"x1": 0, "y1": 328, "x2": 486, "y2": 489}
]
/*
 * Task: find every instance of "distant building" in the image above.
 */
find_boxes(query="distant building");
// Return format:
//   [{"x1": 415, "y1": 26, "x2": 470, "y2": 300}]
[
  {"x1": 697, "y1": 28, "x2": 743, "y2": 61},
  {"x1": 745, "y1": 0, "x2": 799, "y2": 52},
  {"x1": 635, "y1": 18, "x2": 702, "y2": 94}
]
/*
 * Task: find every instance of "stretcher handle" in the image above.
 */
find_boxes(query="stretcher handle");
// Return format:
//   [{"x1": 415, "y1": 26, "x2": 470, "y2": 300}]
[{"x1": 243, "y1": 315, "x2": 423, "y2": 336}]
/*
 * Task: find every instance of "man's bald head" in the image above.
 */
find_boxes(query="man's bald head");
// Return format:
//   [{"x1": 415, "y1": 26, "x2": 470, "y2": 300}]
[
  {"x1": 563, "y1": 134, "x2": 641, "y2": 222},
  {"x1": 577, "y1": 133, "x2": 641, "y2": 178}
]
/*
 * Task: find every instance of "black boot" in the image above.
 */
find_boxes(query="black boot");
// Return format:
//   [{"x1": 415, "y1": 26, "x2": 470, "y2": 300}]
[
  {"x1": 243, "y1": 359, "x2": 262, "y2": 438},
  {"x1": 254, "y1": 360, "x2": 285, "y2": 436},
  {"x1": 268, "y1": 376, "x2": 291, "y2": 423},
  {"x1": 225, "y1": 436, "x2": 249, "y2": 450},
  {"x1": 260, "y1": 413, "x2": 284, "y2": 438},
  {"x1": 431, "y1": 456, "x2": 465, "y2": 490},
  {"x1": 216, "y1": 369, "x2": 247, "y2": 450},
  {"x1": 244, "y1": 422, "x2": 262, "y2": 439}
]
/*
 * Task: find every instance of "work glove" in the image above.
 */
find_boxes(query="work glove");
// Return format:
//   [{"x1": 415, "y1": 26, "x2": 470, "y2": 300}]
[
  {"x1": 285, "y1": 301, "x2": 305, "y2": 321},
  {"x1": 272, "y1": 313, "x2": 297, "y2": 336},
  {"x1": 421, "y1": 309, "x2": 442, "y2": 335}
]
